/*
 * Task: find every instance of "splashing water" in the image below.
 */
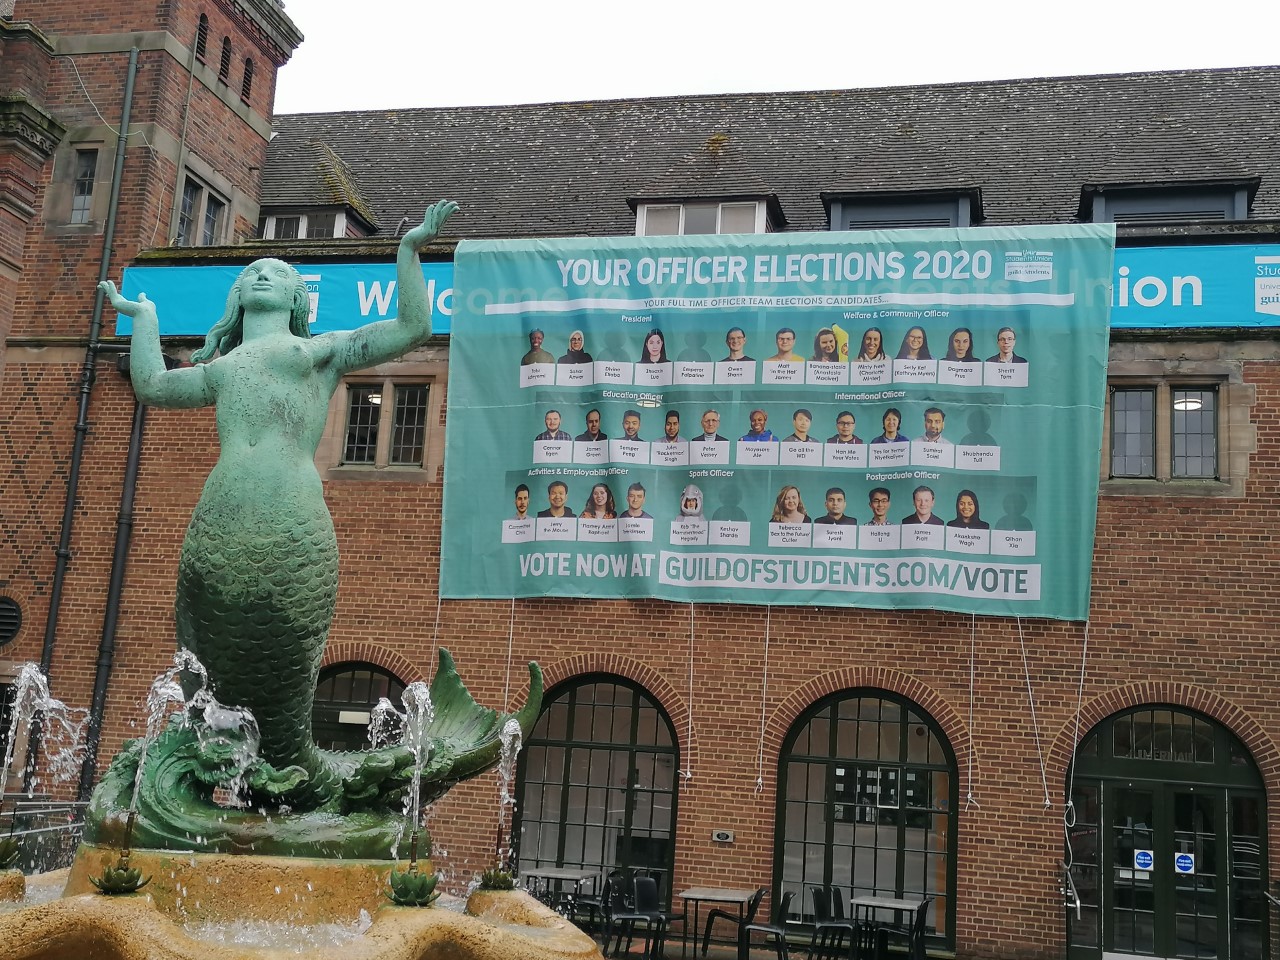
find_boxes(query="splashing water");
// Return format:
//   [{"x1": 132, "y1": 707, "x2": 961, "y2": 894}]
[
  {"x1": 129, "y1": 650, "x2": 263, "y2": 811},
  {"x1": 0, "y1": 663, "x2": 90, "y2": 805},
  {"x1": 366, "y1": 682, "x2": 434, "y2": 835},
  {"x1": 182, "y1": 912, "x2": 373, "y2": 951},
  {"x1": 129, "y1": 650, "x2": 210, "y2": 812},
  {"x1": 495, "y1": 718, "x2": 522, "y2": 867}
]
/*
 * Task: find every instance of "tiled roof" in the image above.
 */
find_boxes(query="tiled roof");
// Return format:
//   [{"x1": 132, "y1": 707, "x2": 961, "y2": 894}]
[{"x1": 263, "y1": 66, "x2": 1280, "y2": 239}]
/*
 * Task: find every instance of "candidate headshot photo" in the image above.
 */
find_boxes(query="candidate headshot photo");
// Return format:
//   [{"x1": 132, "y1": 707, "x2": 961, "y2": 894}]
[
  {"x1": 576, "y1": 408, "x2": 607, "y2": 442},
  {"x1": 895, "y1": 326, "x2": 932, "y2": 361},
  {"x1": 512, "y1": 483, "x2": 530, "y2": 520},
  {"x1": 621, "y1": 409, "x2": 644, "y2": 441},
  {"x1": 558, "y1": 329, "x2": 593, "y2": 364},
  {"x1": 537, "y1": 480, "x2": 570, "y2": 518},
  {"x1": 872, "y1": 407, "x2": 909, "y2": 444},
  {"x1": 521, "y1": 328, "x2": 554, "y2": 365},
  {"x1": 948, "y1": 489, "x2": 990, "y2": 530},
  {"x1": 828, "y1": 410, "x2": 863, "y2": 444},
  {"x1": 811, "y1": 327, "x2": 840, "y2": 363},
  {"x1": 535, "y1": 409, "x2": 571, "y2": 441},
  {"x1": 815, "y1": 487, "x2": 857, "y2": 525},
  {"x1": 723, "y1": 326, "x2": 753, "y2": 362},
  {"x1": 785, "y1": 408, "x2": 816, "y2": 443},
  {"x1": 768, "y1": 327, "x2": 804, "y2": 362},
  {"x1": 855, "y1": 326, "x2": 888, "y2": 362},
  {"x1": 918, "y1": 407, "x2": 952, "y2": 445},
  {"x1": 663, "y1": 410, "x2": 684, "y2": 443},
  {"x1": 770, "y1": 484, "x2": 811, "y2": 524},
  {"x1": 580, "y1": 482, "x2": 617, "y2": 520},
  {"x1": 622, "y1": 482, "x2": 652, "y2": 519},
  {"x1": 867, "y1": 487, "x2": 892, "y2": 525},
  {"x1": 988, "y1": 326, "x2": 1027, "y2": 364},
  {"x1": 902, "y1": 484, "x2": 944, "y2": 525},
  {"x1": 740, "y1": 408, "x2": 778, "y2": 442},
  {"x1": 693, "y1": 409, "x2": 727, "y2": 442},
  {"x1": 638, "y1": 328, "x2": 669, "y2": 364},
  {"x1": 679, "y1": 484, "x2": 704, "y2": 518},
  {"x1": 943, "y1": 327, "x2": 978, "y2": 363}
]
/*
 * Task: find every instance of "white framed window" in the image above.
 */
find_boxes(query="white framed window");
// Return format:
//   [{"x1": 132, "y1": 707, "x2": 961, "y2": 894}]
[
  {"x1": 636, "y1": 201, "x2": 767, "y2": 236},
  {"x1": 175, "y1": 175, "x2": 228, "y2": 246},
  {"x1": 259, "y1": 210, "x2": 346, "y2": 240}
]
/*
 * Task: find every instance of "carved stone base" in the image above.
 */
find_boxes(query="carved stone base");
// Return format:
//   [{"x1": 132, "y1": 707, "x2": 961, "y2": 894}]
[{"x1": 0, "y1": 845, "x2": 604, "y2": 960}]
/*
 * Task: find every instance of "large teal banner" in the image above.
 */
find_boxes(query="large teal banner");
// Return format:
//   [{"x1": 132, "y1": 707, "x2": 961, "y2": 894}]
[{"x1": 441, "y1": 226, "x2": 1114, "y2": 619}]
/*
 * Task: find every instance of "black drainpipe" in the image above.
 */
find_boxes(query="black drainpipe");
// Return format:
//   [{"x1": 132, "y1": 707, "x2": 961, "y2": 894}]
[
  {"x1": 76, "y1": 363, "x2": 147, "y2": 801},
  {"x1": 38, "y1": 48, "x2": 138, "y2": 677},
  {"x1": 29, "y1": 49, "x2": 138, "y2": 789}
]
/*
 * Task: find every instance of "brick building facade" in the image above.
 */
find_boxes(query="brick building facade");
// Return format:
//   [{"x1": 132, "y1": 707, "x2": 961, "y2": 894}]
[{"x1": 1, "y1": 10, "x2": 1278, "y2": 959}]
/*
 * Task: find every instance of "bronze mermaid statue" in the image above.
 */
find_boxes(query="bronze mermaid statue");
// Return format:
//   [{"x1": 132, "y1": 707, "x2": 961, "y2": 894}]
[{"x1": 89, "y1": 202, "x2": 542, "y2": 857}]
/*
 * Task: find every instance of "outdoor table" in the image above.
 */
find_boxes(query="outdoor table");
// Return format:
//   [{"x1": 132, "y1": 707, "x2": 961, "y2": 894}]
[
  {"x1": 676, "y1": 886, "x2": 757, "y2": 959},
  {"x1": 849, "y1": 894, "x2": 919, "y2": 924},
  {"x1": 520, "y1": 865, "x2": 598, "y2": 914}
]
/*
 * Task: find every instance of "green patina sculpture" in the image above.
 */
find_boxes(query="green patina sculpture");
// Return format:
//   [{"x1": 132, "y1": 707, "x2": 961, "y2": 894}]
[{"x1": 89, "y1": 202, "x2": 544, "y2": 857}]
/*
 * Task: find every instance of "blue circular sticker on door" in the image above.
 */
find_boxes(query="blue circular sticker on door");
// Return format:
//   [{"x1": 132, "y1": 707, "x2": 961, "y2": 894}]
[
  {"x1": 1174, "y1": 853, "x2": 1196, "y2": 874},
  {"x1": 1134, "y1": 850, "x2": 1154, "y2": 870}
]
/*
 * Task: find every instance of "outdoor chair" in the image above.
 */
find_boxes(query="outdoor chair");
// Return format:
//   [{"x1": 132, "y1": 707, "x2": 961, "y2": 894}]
[
  {"x1": 850, "y1": 919, "x2": 883, "y2": 960},
  {"x1": 632, "y1": 875, "x2": 683, "y2": 958},
  {"x1": 807, "y1": 886, "x2": 855, "y2": 960},
  {"x1": 601, "y1": 874, "x2": 665, "y2": 958},
  {"x1": 701, "y1": 885, "x2": 766, "y2": 957},
  {"x1": 899, "y1": 897, "x2": 934, "y2": 960},
  {"x1": 572, "y1": 869, "x2": 611, "y2": 933},
  {"x1": 744, "y1": 889, "x2": 797, "y2": 960}
]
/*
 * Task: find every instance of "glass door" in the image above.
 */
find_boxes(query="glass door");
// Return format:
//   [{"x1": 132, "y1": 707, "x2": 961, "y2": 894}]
[{"x1": 1105, "y1": 784, "x2": 1225, "y2": 960}]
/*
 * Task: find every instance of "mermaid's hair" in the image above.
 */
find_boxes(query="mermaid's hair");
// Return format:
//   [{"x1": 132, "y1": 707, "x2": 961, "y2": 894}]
[{"x1": 191, "y1": 260, "x2": 312, "y2": 362}]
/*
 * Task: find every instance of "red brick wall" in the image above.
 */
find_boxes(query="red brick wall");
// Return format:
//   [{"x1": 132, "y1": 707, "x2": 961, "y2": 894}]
[{"x1": 6, "y1": 358, "x2": 1272, "y2": 959}]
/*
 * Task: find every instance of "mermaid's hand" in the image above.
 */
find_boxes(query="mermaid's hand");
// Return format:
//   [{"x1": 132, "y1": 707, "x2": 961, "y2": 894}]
[
  {"x1": 401, "y1": 200, "x2": 458, "y2": 250},
  {"x1": 98, "y1": 281, "x2": 158, "y2": 322}
]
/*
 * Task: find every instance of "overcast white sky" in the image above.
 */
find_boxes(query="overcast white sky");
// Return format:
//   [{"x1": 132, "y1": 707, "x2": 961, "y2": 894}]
[{"x1": 274, "y1": 0, "x2": 1278, "y2": 115}]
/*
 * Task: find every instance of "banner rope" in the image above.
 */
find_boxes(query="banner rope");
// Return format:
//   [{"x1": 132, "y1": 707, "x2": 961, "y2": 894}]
[
  {"x1": 680, "y1": 603, "x2": 694, "y2": 784},
  {"x1": 503, "y1": 597, "x2": 516, "y2": 711},
  {"x1": 1062, "y1": 618, "x2": 1091, "y2": 868},
  {"x1": 965, "y1": 614, "x2": 980, "y2": 810},
  {"x1": 756, "y1": 607, "x2": 772, "y2": 793},
  {"x1": 1017, "y1": 616, "x2": 1052, "y2": 809}
]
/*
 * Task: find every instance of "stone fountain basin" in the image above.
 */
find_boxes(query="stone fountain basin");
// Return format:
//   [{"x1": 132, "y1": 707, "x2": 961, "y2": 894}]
[{"x1": 0, "y1": 845, "x2": 604, "y2": 960}]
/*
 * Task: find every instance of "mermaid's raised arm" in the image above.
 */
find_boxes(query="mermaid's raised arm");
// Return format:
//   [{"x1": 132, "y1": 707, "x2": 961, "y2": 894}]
[
  {"x1": 99, "y1": 281, "x2": 214, "y2": 409},
  {"x1": 326, "y1": 201, "x2": 458, "y2": 373}
]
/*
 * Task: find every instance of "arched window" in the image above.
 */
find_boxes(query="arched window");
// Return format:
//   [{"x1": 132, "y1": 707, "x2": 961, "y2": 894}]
[
  {"x1": 240, "y1": 59, "x2": 254, "y2": 102},
  {"x1": 195, "y1": 14, "x2": 209, "y2": 62},
  {"x1": 776, "y1": 689, "x2": 956, "y2": 949},
  {"x1": 514, "y1": 676, "x2": 679, "y2": 897},
  {"x1": 311, "y1": 662, "x2": 406, "y2": 751},
  {"x1": 218, "y1": 38, "x2": 231, "y2": 82},
  {"x1": 1066, "y1": 706, "x2": 1266, "y2": 960}
]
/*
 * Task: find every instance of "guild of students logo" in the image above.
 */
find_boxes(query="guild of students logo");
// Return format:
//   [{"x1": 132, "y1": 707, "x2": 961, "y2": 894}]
[
  {"x1": 1003, "y1": 250, "x2": 1054, "y2": 283},
  {"x1": 1255, "y1": 255, "x2": 1280, "y2": 316}
]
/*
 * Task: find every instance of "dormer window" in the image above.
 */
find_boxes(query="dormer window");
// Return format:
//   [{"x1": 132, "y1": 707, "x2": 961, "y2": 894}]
[
  {"x1": 825, "y1": 189, "x2": 982, "y2": 231},
  {"x1": 1080, "y1": 181, "x2": 1256, "y2": 223},
  {"x1": 635, "y1": 200, "x2": 772, "y2": 236},
  {"x1": 258, "y1": 209, "x2": 345, "y2": 240}
]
